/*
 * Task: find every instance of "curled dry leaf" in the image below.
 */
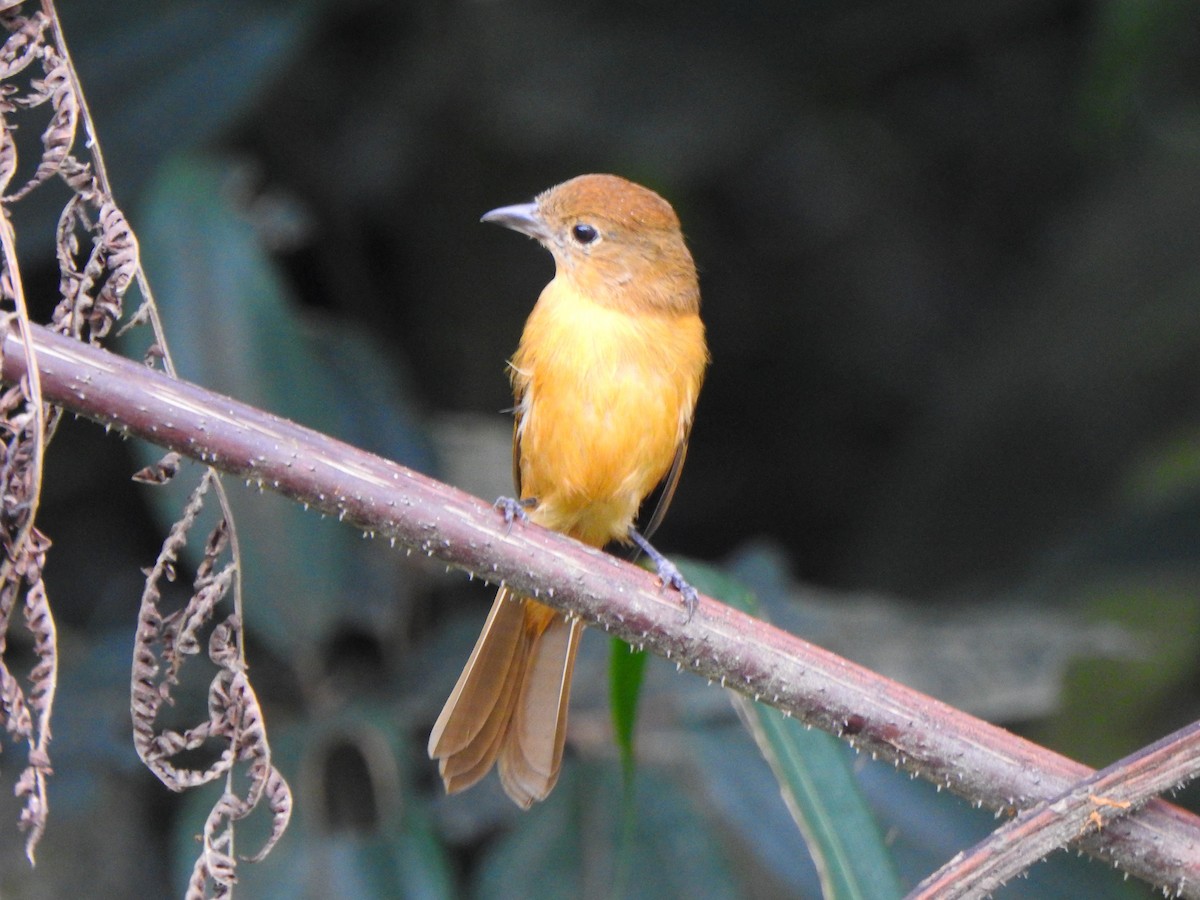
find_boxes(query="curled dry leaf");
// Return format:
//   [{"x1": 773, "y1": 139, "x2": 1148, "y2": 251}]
[
  {"x1": 0, "y1": 663, "x2": 32, "y2": 738},
  {"x1": 184, "y1": 665, "x2": 288, "y2": 897},
  {"x1": 51, "y1": 189, "x2": 136, "y2": 341},
  {"x1": 0, "y1": 119, "x2": 16, "y2": 197},
  {"x1": 0, "y1": 11, "x2": 47, "y2": 83},
  {"x1": 169, "y1": 541, "x2": 234, "y2": 669},
  {"x1": 187, "y1": 844, "x2": 236, "y2": 900},
  {"x1": 131, "y1": 473, "x2": 292, "y2": 891},
  {"x1": 131, "y1": 450, "x2": 182, "y2": 485},
  {"x1": 0, "y1": 526, "x2": 56, "y2": 863},
  {"x1": 17, "y1": 567, "x2": 55, "y2": 864},
  {"x1": 131, "y1": 474, "x2": 220, "y2": 779},
  {"x1": 51, "y1": 193, "x2": 88, "y2": 335},
  {"x1": 6, "y1": 45, "x2": 78, "y2": 202},
  {"x1": 92, "y1": 200, "x2": 138, "y2": 335},
  {"x1": 244, "y1": 767, "x2": 292, "y2": 863},
  {"x1": 0, "y1": 331, "x2": 56, "y2": 863}
]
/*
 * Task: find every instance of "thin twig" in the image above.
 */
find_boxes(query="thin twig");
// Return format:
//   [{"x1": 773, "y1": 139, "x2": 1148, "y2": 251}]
[{"x1": 909, "y1": 719, "x2": 1200, "y2": 898}]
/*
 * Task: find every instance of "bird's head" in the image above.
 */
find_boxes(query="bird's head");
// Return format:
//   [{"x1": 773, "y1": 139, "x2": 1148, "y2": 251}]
[{"x1": 481, "y1": 174, "x2": 700, "y2": 315}]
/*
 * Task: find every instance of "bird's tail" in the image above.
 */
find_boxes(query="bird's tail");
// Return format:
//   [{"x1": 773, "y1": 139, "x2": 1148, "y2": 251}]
[{"x1": 428, "y1": 586, "x2": 582, "y2": 808}]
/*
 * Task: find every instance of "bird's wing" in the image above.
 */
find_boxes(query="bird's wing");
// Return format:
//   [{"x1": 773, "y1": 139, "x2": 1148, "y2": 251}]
[
  {"x1": 511, "y1": 416, "x2": 523, "y2": 497},
  {"x1": 639, "y1": 422, "x2": 691, "y2": 542}
]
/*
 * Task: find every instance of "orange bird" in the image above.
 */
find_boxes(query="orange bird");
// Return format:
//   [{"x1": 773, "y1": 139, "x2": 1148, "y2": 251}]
[{"x1": 428, "y1": 174, "x2": 709, "y2": 807}]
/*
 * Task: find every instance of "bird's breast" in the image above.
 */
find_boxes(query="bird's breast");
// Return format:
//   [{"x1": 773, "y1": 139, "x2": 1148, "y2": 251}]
[{"x1": 511, "y1": 277, "x2": 706, "y2": 545}]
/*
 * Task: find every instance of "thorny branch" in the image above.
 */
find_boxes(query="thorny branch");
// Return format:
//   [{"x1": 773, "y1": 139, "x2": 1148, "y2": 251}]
[
  {"x1": 909, "y1": 719, "x2": 1200, "y2": 898},
  {"x1": 5, "y1": 321, "x2": 1200, "y2": 897},
  {"x1": 0, "y1": 2, "x2": 286, "y2": 893}
]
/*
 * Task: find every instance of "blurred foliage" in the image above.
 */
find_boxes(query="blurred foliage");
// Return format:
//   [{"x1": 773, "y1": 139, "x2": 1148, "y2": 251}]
[
  {"x1": 126, "y1": 153, "x2": 435, "y2": 654},
  {"x1": 473, "y1": 765, "x2": 743, "y2": 900},
  {"x1": 682, "y1": 560, "x2": 902, "y2": 900},
  {"x1": 172, "y1": 705, "x2": 454, "y2": 900},
  {"x1": 1080, "y1": 0, "x2": 1200, "y2": 139},
  {"x1": 1041, "y1": 586, "x2": 1200, "y2": 766},
  {"x1": 1, "y1": 0, "x2": 1198, "y2": 896}
]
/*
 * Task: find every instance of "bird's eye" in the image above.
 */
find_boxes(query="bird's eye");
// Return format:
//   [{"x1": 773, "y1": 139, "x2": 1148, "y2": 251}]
[{"x1": 570, "y1": 223, "x2": 598, "y2": 245}]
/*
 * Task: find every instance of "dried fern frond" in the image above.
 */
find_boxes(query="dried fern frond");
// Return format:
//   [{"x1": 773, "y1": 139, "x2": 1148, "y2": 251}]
[
  {"x1": 52, "y1": 183, "x2": 139, "y2": 342},
  {"x1": 0, "y1": 522, "x2": 54, "y2": 863},
  {"x1": 0, "y1": 1, "x2": 288, "y2": 888},
  {"x1": 133, "y1": 481, "x2": 292, "y2": 900},
  {"x1": 0, "y1": 247, "x2": 55, "y2": 867},
  {"x1": 5, "y1": 41, "x2": 76, "y2": 203}
]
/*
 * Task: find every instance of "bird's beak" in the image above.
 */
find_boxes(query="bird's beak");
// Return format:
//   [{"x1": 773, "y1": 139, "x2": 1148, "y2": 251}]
[{"x1": 481, "y1": 202, "x2": 548, "y2": 241}]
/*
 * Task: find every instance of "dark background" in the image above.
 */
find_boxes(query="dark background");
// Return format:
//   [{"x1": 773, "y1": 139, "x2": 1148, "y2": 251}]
[{"x1": 1, "y1": 1, "x2": 1199, "y2": 896}]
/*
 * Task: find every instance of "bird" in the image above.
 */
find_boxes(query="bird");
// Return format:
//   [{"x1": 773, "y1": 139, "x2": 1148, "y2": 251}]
[{"x1": 428, "y1": 174, "x2": 708, "y2": 808}]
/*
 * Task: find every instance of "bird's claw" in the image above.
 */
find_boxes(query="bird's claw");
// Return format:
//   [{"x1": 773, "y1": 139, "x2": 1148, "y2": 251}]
[
  {"x1": 651, "y1": 554, "x2": 699, "y2": 622},
  {"x1": 628, "y1": 527, "x2": 699, "y2": 621},
  {"x1": 494, "y1": 496, "x2": 535, "y2": 528}
]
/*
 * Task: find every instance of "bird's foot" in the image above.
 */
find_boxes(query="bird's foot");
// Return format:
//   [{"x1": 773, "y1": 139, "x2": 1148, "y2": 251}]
[
  {"x1": 629, "y1": 528, "x2": 699, "y2": 621},
  {"x1": 494, "y1": 495, "x2": 536, "y2": 528}
]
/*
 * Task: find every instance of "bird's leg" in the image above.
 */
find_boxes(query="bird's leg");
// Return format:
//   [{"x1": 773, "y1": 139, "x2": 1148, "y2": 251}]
[
  {"x1": 494, "y1": 495, "x2": 537, "y2": 527},
  {"x1": 628, "y1": 528, "x2": 698, "y2": 621}
]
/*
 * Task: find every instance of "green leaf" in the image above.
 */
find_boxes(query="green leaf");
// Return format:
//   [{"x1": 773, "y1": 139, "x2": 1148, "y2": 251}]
[
  {"x1": 609, "y1": 640, "x2": 648, "y2": 783},
  {"x1": 737, "y1": 699, "x2": 901, "y2": 900},
  {"x1": 608, "y1": 639, "x2": 648, "y2": 896},
  {"x1": 475, "y1": 763, "x2": 741, "y2": 900},
  {"x1": 677, "y1": 559, "x2": 902, "y2": 900}
]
